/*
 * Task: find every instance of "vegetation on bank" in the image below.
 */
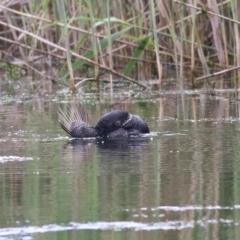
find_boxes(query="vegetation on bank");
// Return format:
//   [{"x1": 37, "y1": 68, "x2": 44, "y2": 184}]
[{"x1": 0, "y1": 0, "x2": 239, "y2": 90}]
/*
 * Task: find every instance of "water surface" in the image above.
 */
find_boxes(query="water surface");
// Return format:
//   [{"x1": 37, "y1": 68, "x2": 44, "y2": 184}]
[{"x1": 0, "y1": 87, "x2": 240, "y2": 240}]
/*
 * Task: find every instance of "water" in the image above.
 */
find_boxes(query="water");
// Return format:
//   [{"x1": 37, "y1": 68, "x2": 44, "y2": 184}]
[{"x1": 1, "y1": 87, "x2": 240, "y2": 239}]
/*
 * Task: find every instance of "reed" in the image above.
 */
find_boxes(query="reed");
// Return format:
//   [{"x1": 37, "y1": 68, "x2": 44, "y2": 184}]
[{"x1": 0, "y1": 0, "x2": 239, "y2": 90}]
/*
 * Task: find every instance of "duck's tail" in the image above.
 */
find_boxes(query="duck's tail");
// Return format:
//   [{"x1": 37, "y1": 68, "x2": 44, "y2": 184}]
[{"x1": 58, "y1": 104, "x2": 89, "y2": 136}]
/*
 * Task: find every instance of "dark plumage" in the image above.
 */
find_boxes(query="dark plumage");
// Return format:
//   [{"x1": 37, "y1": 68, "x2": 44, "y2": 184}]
[
  {"x1": 58, "y1": 105, "x2": 149, "y2": 138},
  {"x1": 95, "y1": 110, "x2": 131, "y2": 137},
  {"x1": 122, "y1": 114, "x2": 150, "y2": 135},
  {"x1": 96, "y1": 111, "x2": 150, "y2": 137}
]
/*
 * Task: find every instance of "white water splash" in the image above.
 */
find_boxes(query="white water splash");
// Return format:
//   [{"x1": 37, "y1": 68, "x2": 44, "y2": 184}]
[{"x1": 0, "y1": 156, "x2": 33, "y2": 163}]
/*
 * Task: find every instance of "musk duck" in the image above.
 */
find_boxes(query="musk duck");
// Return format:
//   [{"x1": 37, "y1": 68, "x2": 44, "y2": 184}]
[{"x1": 58, "y1": 105, "x2": 149, "y2": 138}]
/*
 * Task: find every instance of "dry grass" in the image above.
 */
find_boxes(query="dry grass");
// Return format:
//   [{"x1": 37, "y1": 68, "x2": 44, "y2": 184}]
[{"x1": 0, "y1": 0, "x2": 239, "y2": 90}]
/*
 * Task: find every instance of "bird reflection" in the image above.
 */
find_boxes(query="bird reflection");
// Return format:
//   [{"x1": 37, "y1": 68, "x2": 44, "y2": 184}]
[{"x1": 62, "y1": 137, "x2": 150, "y2": 162}]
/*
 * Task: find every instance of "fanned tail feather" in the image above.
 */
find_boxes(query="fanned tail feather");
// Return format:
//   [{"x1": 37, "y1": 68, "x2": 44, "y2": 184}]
[{"x1": 58, "y1": 104, "x2": 89, "y2": 136}]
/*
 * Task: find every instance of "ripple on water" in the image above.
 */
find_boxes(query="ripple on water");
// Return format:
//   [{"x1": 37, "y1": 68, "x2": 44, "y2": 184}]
[{"x1": 0, "y1": 217, "x2": 238, "y2": 239}]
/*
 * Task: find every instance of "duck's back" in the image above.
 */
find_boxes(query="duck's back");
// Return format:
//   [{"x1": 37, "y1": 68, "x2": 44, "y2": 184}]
[{"x1": 95, "y1": 110, "x2": 130, "y2": 137}]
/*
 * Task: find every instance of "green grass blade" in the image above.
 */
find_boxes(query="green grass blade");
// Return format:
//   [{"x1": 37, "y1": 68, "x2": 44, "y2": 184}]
[
  {"x1": 56, "y1": 0, "x2": 75, "y2": 89},
  {"x1": 123, "y1": 36, "x2": 150, "y2": 76},
  {"x1": 149, "y1": 0, "x2": 162, "y2": 84}
]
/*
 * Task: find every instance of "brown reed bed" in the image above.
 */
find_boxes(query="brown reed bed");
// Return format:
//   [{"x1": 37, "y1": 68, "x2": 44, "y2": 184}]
[{"x1": 0, "y1": 0, "x2": 239, "y2": 90}]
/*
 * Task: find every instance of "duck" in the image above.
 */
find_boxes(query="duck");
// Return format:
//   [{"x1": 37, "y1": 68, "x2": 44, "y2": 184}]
[{"x1": 58, "y1": 105, "x2": 149, "y2": 138}]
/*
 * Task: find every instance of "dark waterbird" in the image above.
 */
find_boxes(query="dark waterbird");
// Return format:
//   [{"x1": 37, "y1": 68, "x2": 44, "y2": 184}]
[{"x1": 58, "y1": 105, "x2": 150, "y2": 138}]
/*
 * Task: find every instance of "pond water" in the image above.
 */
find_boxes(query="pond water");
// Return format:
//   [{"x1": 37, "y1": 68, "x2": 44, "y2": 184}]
[{"x1": 1, "y1": 84, "x2": 240, "y2": 240}]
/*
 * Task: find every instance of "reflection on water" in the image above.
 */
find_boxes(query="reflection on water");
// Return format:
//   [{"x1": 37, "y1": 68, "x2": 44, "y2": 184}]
[
  {"x1": 1, "y1": 89, "x2": 240, "y2": 239},
  {"x1": 69, "y1": 137, "x2": 150, "y2": 160}
]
